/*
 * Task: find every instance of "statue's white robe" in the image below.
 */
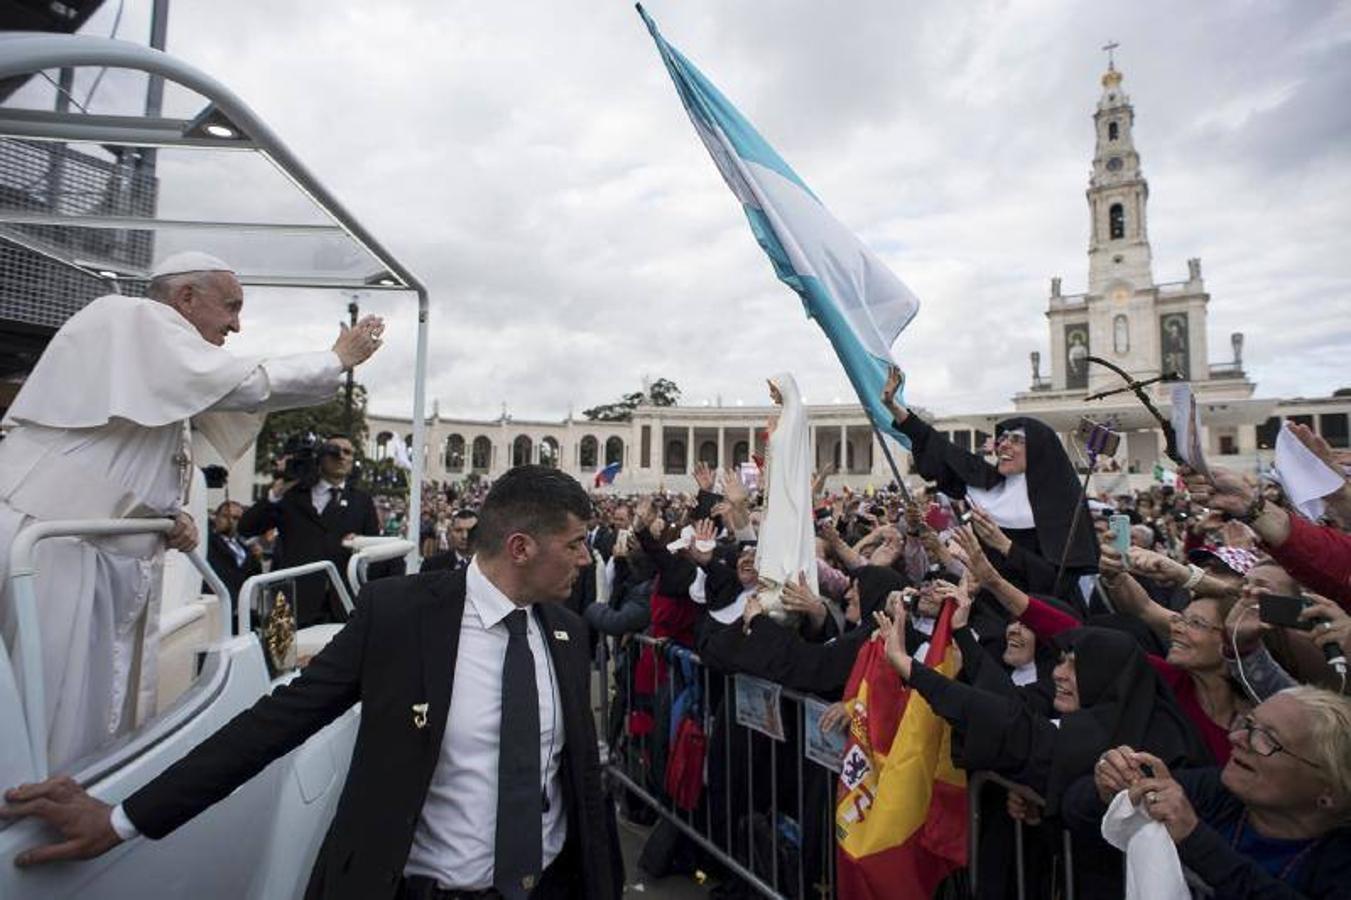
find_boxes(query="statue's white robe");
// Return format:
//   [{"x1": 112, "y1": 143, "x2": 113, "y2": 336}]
[
  {"x1": 755, "y1": 372, "x2": 818, "y2": 622},
  {"x1": 0, "y1": 294, "x2": 340, "y2": 773}
]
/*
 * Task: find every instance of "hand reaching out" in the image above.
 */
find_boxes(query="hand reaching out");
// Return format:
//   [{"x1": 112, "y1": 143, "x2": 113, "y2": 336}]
[
  {"x1": 968, "y1": 504, "x2": 1013, "y2": 556},
  {"x1": 1127, "y1": 546, "x2": 1190, "y2": 586},
  {"x1": 933, "y1": 577, "x2": 974, "y2": 629},
  {"x1": 687, "y1": 518, "x2": 717, "y2": 566},
  {"x1": 819, "y1": 700, "x2": 853, "y2": 735},
  {"x1": 693, "y1": 461, "x2": 716, "y2": 493},
  {"x1": 721, "y1": 467, "x2": 749, "y2": 507},
  {"x1": 951, "y1": 525, "x2": 999, "y2": 586},
  {"x1": 1287, "y1": 422, "x2": 1348, "y2": 474},
  {"x1": 1299, "y1": 593, "x2": 1351, "y2": 659},
  {"x1": 1182, "y1": 465, "x2": 1255, "y2": 517},
  {"x1": 880, "y1": 364, "x2": 907, "y2": 424},
  {"x1": 812, "y1": 464, "x2": 834, "y2": 498},
  {"x1": 872, "y1": 603, "x2": 912, "y2": 679},
  {"x1": 782, "y1": 571, "x2": 828, "y2": 631},
  {"x1": 869, "y1": 526, "x2": 905, "y2": 568}
]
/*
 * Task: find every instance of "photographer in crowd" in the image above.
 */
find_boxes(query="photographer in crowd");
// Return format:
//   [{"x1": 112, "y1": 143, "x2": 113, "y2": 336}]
[{"x1": 239, "y1": 433, "x2": 396, "y2": 627}]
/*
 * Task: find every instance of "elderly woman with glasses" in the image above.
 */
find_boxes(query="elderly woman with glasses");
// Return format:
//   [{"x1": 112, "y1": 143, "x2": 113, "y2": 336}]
[{"x1": 1066, "y1": 687, "x2": 1351, "y2": 898}]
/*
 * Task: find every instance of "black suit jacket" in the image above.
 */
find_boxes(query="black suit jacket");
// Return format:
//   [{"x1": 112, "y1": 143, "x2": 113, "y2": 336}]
[
  {"x1": 589, "y1": 526, "x2": 617, "y2": 563},
  {"x1": 420, "y1": 550, "x2": 471, "y2": 572},
  {"x1": 204, "y1": 531, "x2": 263, "y2": 632},
  {"x1": 238, "y1": 482, "x2": 384, "y2": 626},
  {"x1": 124, "y1": 570, "x2": 624, "y2": 900}
]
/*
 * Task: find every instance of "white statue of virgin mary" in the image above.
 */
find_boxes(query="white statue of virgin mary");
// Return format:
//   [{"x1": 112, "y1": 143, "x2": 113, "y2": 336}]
[{"x1": 754, "y1": 372, "x2": 819, "y2": 622}]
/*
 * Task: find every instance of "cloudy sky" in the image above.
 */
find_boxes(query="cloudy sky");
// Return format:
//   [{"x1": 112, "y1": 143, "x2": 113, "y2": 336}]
[{"x1": 21, "y1": 0, "x2": 1351, "y2": 421}]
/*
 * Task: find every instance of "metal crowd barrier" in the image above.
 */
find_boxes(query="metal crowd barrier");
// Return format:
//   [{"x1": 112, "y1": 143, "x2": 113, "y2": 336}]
[
  {"x1": 966, "y1": 770, "x2": 1075, "y2": 900},
  {"x1": 597, "y1": 633, "x2": 838, "y2": 900},
  {"x1": 595, "y1": 630, "x2": 1206, "y2": 900}
]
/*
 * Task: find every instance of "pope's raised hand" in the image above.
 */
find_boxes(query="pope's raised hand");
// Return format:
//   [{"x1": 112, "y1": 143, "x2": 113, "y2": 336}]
[{"x1": 333, "y1": 314, "x2": 385, "y2": 369}]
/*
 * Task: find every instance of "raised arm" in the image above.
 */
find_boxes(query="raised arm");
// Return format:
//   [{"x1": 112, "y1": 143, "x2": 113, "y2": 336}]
[{"x1": 1098, "y1": 540, "x2": 1174, "y2": 641}]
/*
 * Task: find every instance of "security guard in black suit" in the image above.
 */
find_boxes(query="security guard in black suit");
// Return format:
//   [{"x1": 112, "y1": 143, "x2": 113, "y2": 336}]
[{"x1": 5, "y1": 466, "x2": 624, "y2": 900}]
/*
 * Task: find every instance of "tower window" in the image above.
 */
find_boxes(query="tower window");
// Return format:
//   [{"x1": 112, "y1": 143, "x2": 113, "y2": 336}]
[
  {"x1": 1109, "y1": 203, "x2": 1125, "y2": 240},
  {"x1": 1108, "y1": 121, "x2": 1119, "y2": 141}
]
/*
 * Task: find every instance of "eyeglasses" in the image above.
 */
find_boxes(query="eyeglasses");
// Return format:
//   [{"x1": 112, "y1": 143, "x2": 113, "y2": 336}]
[
  {"x1": 1229, "y1": 715, "x2": 1321, "y2": 768},
  {"x1": 329, "y1": 447, "x2": 355, "y2": 457},
  {"x1": 1170, "y1": 612, "x2": 1223, "y2": 634},
  {"x1": 996, "y1": 433, "x2": 1026, "y2": 446}
]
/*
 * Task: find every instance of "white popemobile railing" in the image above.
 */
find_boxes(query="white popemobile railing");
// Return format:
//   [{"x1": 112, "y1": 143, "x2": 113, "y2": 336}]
[
  {"x1": 236, "y1": 561, "x2": 352, "y2": 639},
  {"x1": 6, "y1": 519, "x2": 231, "y2": 782},
  {"x1": 345, "y1": 536, "x2": 418, "y2": 594}
]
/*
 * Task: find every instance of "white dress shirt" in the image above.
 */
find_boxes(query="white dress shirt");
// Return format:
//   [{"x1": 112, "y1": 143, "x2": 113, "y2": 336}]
[
  {"x1": 403, "y1": 559, "x2": 566, "y2": 889},
  {"x1": 265, "y1": 478, "x2": 345, "y2": 513},
  {"x1": 310, "y1": 479, "x2": 345, "y2": 515}
]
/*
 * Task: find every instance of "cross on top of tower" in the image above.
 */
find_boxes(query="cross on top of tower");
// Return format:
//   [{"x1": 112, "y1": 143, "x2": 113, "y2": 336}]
[
  {"x1": 1100, "y1": 41, "x2": 1123, "y2": 89},
  {"x1": 1102, "y1": 40, "x2": 1120, "y2": 70}
]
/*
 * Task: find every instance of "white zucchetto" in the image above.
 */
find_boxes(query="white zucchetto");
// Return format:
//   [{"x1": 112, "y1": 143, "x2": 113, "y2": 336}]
[{"x1": 150, "y1": 251, "x2": 235, "y2": 278}]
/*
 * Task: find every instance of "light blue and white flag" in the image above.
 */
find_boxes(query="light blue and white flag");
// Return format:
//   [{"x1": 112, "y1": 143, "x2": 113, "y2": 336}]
[{"x1": 638, "y1": 4, "x2": 920, "y2": 446}]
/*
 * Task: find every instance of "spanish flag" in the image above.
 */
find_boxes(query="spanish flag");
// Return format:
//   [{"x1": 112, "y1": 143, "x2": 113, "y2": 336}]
[{"x1": 835, "y1": 605, "x2": 967, "y2": 898}]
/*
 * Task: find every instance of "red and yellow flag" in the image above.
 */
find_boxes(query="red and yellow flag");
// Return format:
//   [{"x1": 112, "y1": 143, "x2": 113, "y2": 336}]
[{"x1": 835, "y1": 605, "x2": 967, "y2": 898}]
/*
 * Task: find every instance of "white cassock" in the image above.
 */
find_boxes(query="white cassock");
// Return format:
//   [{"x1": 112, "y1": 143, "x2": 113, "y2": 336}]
[
  {"x1": 0, "y1": 293, "x2": 341, "y2": 773},
  {"x1": 754, "y1": 372, "x2": 818, "y2": 623}
]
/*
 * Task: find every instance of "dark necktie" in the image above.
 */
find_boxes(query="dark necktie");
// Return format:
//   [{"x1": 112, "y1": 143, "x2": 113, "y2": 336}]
[{"x1": 495, "y1": 609, "x2": 542, "y2": 899}]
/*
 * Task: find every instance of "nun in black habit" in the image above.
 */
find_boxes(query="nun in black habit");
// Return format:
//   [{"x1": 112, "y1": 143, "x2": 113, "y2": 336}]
[
  {"x1": 875, "y1": 610, "x2": 1210, "y2": 898},
  {"x1": 880, "y1": 366, "x2": 1099, "y2": 609}
]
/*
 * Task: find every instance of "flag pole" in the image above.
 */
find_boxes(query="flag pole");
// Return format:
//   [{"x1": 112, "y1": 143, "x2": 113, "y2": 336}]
[{"x1": 870, "y1": 424, "x2": 913, "y2": 504}]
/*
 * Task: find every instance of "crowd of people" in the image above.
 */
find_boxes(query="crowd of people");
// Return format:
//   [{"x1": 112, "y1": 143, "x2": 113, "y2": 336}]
[
  {"x1": 394, "y1": 366, "x2": 1349, "y2": 900},
  {"x1": 109, "y1": 354, "x2": 1351, "y2": 899},
  {"x1": 3, "y1": 251, "x2": 1350, "y2": 900}
]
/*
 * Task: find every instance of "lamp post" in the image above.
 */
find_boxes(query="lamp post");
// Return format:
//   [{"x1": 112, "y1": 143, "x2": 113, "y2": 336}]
[{"x1": 344, "y1": 294, "x2": 359, "y2": 433}]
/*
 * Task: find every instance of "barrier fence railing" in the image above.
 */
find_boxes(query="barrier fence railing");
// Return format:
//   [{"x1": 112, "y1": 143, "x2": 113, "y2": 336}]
[
  {"x1": 598, "y1": 631, "x2": 1191, "y2": 900},
  {"x1": 966, "y1": 770, "x2": 1075, "y2": 900},
  {"x1": 597, "y1": 633, "x2": 838, "y2": 900}
]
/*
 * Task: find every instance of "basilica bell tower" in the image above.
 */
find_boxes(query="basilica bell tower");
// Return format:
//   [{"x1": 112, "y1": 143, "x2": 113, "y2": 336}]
[
  {"x1": 1015, "y1": 47, "x2": 1254, "y2": 416},
  {"x1": 1086, "y1": 52, "x2": 1154, "y2": 294}
]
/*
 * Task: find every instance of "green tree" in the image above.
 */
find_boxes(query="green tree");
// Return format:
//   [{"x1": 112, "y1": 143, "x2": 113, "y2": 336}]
[
  {"x1": 254, "y1": 383, "x2": 370, "y2": 476},
  {"x1": 582, "y1": 379, "x2": 681, "y2": 422},
  {"x1": 648, "y1": 378, "x2": 681, "y2": 407}
]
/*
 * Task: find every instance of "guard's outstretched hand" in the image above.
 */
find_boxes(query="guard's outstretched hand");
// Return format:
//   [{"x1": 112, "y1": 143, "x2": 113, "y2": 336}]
[{"x1": 1, "y1": 777, "x2": 121, "y2": 867}]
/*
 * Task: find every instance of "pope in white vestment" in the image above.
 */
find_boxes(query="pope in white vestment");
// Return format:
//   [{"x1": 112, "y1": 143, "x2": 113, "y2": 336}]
[{"x1": 0, "y1": 252, "x2": 385, "y2": 774}]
